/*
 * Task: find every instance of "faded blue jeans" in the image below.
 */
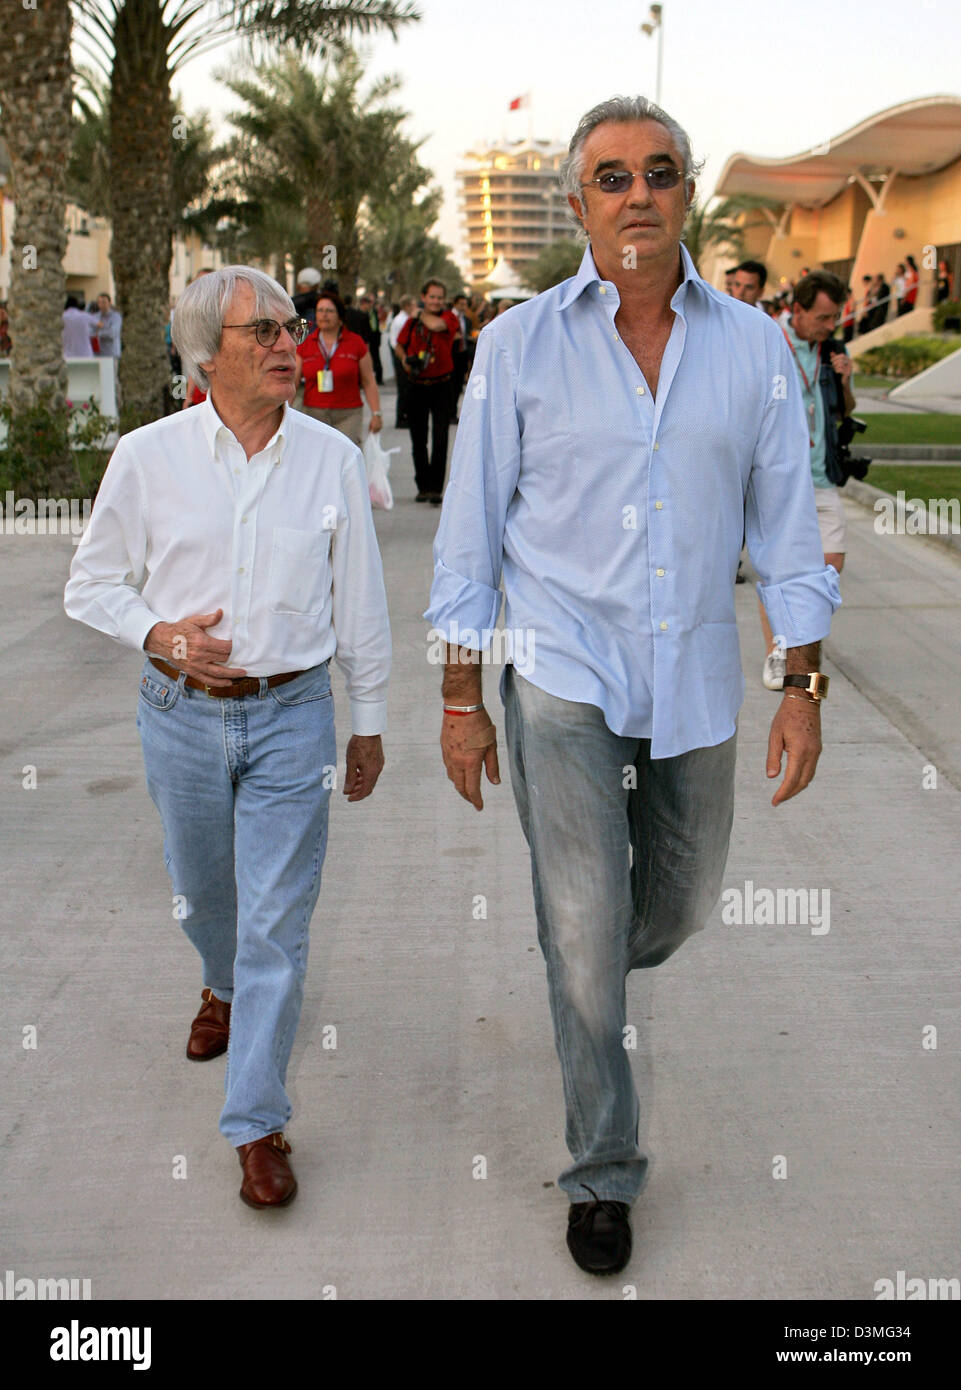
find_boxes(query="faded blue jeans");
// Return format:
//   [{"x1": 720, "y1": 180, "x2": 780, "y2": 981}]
[
  {"x1": 503, "y1": 664, "x2": 737, "y2": 1205},
  {"x1": 136, "y1": 658, "x2": 336, "y2": 1147}
]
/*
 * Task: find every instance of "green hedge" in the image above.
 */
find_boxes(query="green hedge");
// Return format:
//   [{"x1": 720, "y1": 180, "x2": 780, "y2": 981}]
[
  {"x1": 933, "y1": 301, "x2": 961, "y2": 332},
  {"x1": 853, "y1": 336, "x2": 959, "y2": 380}
]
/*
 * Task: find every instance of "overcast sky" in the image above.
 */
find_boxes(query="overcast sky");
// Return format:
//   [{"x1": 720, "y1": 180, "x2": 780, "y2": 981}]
[{"x1": 175, "y1": 0, "x2": 961, "y2": 271}]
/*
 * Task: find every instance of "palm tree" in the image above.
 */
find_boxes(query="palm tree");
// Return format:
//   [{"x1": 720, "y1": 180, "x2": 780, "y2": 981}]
[
  {"x1": 71, "y1": 0, "x2": 420, "y2": 427},
  {"x1": 682, "y1": 195, "x2": 783, "y2": 274},
  {"x1": 0, "y1": 0, "x2": 73, "y2": 445},
  {"x1": 219, "y1": 49, "x2": 449, "y2": 294}
]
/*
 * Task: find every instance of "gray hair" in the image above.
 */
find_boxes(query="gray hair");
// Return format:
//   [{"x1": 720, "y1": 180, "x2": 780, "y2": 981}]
[
  {"x1": 559, "y1": 95, "x2": 703, "y2": 230},
  {"x1": 172, "y1": 265, "x2": 295, "y2": 391}
]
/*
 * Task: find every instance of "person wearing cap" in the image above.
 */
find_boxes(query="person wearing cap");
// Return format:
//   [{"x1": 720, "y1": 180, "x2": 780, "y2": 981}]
[
  {"x1": 293, "y1": 267, "x2": 322, "y2": 327},
  {"x1": 64, "y1": 264, "x2": 391, "y2": 1211}
]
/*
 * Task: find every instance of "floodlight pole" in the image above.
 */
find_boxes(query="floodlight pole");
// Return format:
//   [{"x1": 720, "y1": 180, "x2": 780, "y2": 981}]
[{"x1": 641, "y1": 4, "x2": 664, "y2": 106}]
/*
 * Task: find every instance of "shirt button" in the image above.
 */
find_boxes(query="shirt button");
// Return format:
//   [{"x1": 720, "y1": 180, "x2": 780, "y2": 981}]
[
  {"x1": 653, "y1": 442, "x2": 660, "y2": 451},
  {"x1": 655, "y1": 500, "x2": 664, "y2": 510},
  {"x1": 599, "y1": 286, "x2": 607, "y2": 295},
  {"x1": 660, "y1": 621, "x2": 669, "y2": 631},
  {"x1": 241, "y1": 516, "x2": 248, "y2": 524},
  {"x1": 238, "y1": 566, "x2": 245, "y2": 574},
  {"x1": 656, "y1": 568, "x2": 665, "y2": 577},
  {"x1": 636, "y1": 386, "x2": 645, "y2": 396}
]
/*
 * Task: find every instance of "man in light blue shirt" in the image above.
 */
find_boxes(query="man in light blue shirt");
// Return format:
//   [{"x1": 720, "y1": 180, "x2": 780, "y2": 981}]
[
  {"x1": 425, "y1": 96, "x2": 840, "y2": 1276},
  {"x1": 91, "y1": 291, "x2": 123, "y2": 357}
]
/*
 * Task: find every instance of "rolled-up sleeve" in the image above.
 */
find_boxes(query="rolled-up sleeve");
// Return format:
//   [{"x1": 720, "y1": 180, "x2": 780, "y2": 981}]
[
  {"x1": 331, "y1": 450, "x2": 391, "y2": 734},
  {"x1": 63, "y1": 440, "x2": 163, "y2": 652},
  {"x1": 423, "y1": 331, "x2": 521, "y2": 650},
  {"x1": 746, "y1": 332, "x2": 841, "y2": 647}
]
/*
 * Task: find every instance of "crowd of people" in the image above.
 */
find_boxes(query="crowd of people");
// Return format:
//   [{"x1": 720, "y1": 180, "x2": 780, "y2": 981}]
[
  {"x1": 167, "y1": 266, "x2": 501, "y2": 504},
  {"x1": 722, "y1": 251, "x2": 954, "y2": 341}
]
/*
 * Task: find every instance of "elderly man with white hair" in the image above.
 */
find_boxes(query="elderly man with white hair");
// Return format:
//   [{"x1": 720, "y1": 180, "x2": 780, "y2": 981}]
[{"x1": 65, "y1": 266, "x2": 391, "y2": 1210}]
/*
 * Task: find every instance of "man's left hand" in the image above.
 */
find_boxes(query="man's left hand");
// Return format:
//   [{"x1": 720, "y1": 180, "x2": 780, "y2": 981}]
[
  {"x1": 343, "y1": 734, "x2": 384, "y2": 801},
  {"x1": 766, "y1": 697, "x2": 822, "y2": 806}
]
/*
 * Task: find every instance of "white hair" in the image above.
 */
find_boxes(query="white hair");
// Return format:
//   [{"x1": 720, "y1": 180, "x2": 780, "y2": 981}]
[
  {"x1": 172, "y1": 265, "x2": 295, "y2": 391},
  {"x1": 559, "y1": 95, "x2": 703, "y2": 231}
]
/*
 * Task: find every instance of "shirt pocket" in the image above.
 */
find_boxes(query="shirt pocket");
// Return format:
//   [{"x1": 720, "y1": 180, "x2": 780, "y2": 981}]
[{"x1": 268, "y1": 526, "x2": 331, "y2": 616}]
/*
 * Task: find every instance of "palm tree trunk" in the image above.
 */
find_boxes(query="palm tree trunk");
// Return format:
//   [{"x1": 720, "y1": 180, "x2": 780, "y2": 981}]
[
  {"x1": 0, "y1": 0, "x2": 71, "y2": 433},
  {"x1": 109, "y1": 0, "x2": 174, "y2": 428}
]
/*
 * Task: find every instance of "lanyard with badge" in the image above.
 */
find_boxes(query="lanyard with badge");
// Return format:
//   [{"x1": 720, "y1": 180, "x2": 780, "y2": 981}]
[
  {"x1": 316, "y1": 330, "x2": 340, "y2": 393},
  {"x1": 781, "y1": 327, "x2": 821, "y2": 448}
]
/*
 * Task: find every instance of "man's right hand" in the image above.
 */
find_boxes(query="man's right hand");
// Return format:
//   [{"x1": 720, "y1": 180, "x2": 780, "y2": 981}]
[
  {"x1": 441, "y1": 708, "x2": 500, "y2": 811},
  {"x1": 143, "y1": 609, "x2": 246, "y2": 687}
]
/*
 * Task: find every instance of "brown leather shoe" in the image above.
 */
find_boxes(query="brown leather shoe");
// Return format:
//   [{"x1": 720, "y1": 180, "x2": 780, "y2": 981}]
[
  {"x1": 186, "y1": 987, "x2": 231, "y2": 1061},
  {"x1": 237, "y1": 1133, "x2": 297, "y2": 1209}
]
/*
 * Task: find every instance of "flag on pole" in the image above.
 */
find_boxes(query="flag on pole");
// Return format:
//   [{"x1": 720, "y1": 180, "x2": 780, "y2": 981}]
[{"x1": 508, "y1": 93, "x2": 530, "y2": 111}]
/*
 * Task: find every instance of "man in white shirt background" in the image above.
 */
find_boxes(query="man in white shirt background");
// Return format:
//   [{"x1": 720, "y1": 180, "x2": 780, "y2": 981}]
[
  {"x1": 388, "y1": 294, "x2": 416, "y2": 428},
  {"x1": 62, "y1": 294, "x2": 97, "y2": 357},
  {"x1": 64, "y1": 266, "x2": 391, "y2": 1211}
]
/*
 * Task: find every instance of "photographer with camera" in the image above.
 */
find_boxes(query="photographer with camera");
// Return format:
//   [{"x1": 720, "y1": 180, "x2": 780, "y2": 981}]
[
  {"x1": 762, "y1": 269, "x2": 862, "y2": 690},
  {"x1": 397, "y1": 279, "x2": 461, "y2": 504}
]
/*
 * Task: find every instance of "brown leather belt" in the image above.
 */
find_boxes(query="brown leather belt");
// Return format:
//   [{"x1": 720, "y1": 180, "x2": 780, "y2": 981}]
[{"x1": 148, "y1": 656, "x2": 306, "y2": 699}]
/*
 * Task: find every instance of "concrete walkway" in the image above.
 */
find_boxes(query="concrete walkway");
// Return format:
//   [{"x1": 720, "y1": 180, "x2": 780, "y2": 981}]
[{"x1": 2, "y1": 387, "x2": 959, "y2": 1300}]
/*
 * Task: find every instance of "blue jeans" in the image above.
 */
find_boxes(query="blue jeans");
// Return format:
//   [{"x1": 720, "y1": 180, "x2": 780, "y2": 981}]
[
  {"x1": 136, "y1": 659, "x2": 336, "y2": 1147},
  {"x1": 503, "y1": 665, "x2": 737, "y2": 1205}
]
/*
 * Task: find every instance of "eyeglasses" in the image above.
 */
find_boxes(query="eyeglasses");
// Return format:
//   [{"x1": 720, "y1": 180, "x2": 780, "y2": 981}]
[
  {"x1": 581, "y1": 166, "x2": 683, "y2": 195},
  {"x1": 222, "y1": 317, "x2": 310, "y2": 347}
]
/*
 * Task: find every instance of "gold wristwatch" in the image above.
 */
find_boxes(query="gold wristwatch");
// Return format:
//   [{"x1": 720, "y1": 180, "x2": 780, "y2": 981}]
[{"x1": 782, "y1": 673, "x2": 829, "y2": 701}]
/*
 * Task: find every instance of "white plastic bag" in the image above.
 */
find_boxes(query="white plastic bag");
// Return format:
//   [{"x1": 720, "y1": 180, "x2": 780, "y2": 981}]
[{"x1": 363, "y1": 432, "x2": 398, "y2": 511}]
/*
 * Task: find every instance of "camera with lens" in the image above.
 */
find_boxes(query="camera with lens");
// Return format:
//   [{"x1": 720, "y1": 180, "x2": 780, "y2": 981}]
[{"x1": 836, "y1": 415, "x2": 869, "y2": 482}]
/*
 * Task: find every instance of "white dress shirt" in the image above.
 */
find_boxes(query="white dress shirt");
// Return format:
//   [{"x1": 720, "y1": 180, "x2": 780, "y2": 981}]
[
  {"x1": 388, "y1": 310, "x2": 410, "y2": 352},
  {"x1": 62, "y1": 308, "x2": 98, "y2": 357},
  {"x1": 65, "y1": 396, "x2": 391, "y2": 734}
]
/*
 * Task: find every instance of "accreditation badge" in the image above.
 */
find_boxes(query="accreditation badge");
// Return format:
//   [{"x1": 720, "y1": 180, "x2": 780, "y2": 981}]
[{"x1": 319, "y1": 369, "x2": 334, "y2": 393}]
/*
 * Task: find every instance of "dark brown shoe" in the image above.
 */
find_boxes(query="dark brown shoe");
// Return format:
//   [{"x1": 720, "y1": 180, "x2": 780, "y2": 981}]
[
  {"x1": 186, "y1": 987, "x2": 230, "y2": 1061},
  {"x1": 237, "y1": 1133, "x2": 297, "y2": 1209}
]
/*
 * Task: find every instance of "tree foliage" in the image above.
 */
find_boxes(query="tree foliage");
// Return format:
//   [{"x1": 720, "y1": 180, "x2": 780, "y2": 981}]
[{"x1": 521, "y1": 237, "x2": 584, "y2": 294}]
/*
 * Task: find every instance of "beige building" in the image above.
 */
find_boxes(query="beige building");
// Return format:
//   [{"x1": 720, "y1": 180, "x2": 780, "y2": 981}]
[
  {"x1": 457, "y1": 139, "x2": 571, "y2": 285},
  {"x1": 704, "y1": 95, "x2": 961, "y2": 319},
  {"x1": 0, "y1": 193, "x2": 223, "y2": 307}
]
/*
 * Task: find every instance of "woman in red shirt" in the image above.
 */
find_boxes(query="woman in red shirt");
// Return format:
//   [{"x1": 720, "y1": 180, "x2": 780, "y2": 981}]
[
  {"x1": 903, "y1": 255, "x2": 920, "y2": 311},
  {"x1": 295, "y1": 290, "x2": 382, "y2": 446}
]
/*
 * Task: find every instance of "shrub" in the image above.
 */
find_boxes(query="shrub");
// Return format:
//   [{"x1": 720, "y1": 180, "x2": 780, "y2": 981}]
[
  {"x1": 932, "y1": 300, "x2": 961, "y2": 332},
  {"x1": 852, "y1": 336, "x2": 959, "y2": 380},
  {"x1": 0, "y1": 395, "x2": 116, "y2": 498}
]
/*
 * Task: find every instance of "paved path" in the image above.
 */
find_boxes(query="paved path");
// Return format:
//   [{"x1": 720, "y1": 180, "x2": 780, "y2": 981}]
[{"x1": 2, "y1": 388, "x2": 959, "y2": 1299}]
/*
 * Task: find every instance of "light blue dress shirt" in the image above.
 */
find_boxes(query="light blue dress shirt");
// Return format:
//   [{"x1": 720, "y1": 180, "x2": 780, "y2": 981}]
[{"x1": 425, "y1": 243, "x2": 841, "y2": 758}]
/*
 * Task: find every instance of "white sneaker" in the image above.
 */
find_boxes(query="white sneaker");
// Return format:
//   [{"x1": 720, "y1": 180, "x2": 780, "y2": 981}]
[{"x1": 762, "y1": 649, "x2": 786, "y2": 691}]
